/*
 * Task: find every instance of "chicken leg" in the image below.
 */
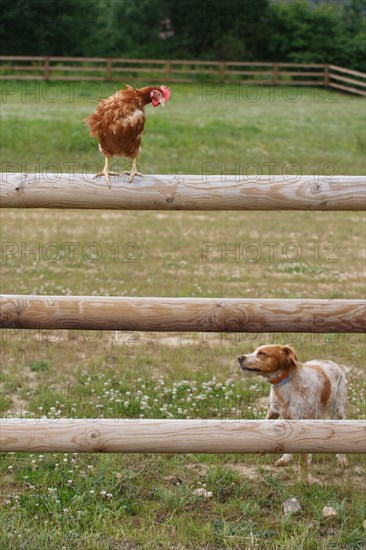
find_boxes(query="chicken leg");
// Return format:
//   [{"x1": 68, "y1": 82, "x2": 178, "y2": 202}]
[
  {"x1": 122, "y1": 159, "x2": 143, "y2": 183},
  {"x1": 94, "y1": 157, "x2": 120, "y2": 188}
]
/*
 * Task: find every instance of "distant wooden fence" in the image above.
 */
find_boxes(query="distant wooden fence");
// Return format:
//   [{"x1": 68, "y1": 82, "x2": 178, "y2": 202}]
[
  {"x1": 328, "y1": 65, "x2": 366, "y2": 96},
  {"x1": 0, "y1": 56, "x2": 365, "y2": 96},
  {"x1": 1, "y1": 173, "x2": 365, "y2": 454}
]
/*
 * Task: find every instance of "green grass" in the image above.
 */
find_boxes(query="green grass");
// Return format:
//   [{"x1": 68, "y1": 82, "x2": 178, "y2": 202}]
[
  {"x1": 0, "y1": 81, "x2": 365, "y2": 549},
  {"x1": 1, "y1": 81, "x2": 365, "y2": 174}
]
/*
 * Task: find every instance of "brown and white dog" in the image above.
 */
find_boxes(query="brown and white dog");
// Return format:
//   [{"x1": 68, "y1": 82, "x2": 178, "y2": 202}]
[{"x1": 237, "y1": 344, "x2": 348, "y2": 483}]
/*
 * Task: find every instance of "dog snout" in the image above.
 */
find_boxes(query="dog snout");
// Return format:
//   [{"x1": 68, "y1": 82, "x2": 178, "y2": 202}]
[{"x1": 238, "y1": 355, "x2": 246, "y2": 365}]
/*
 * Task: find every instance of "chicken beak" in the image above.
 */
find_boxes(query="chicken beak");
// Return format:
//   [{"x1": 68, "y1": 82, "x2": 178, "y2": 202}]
[{"x1": 159, "y1": 98, "x2": 166, "y2": 107}]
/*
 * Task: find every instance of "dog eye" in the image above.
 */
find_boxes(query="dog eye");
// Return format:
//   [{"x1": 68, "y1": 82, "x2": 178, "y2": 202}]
[{"x1": 257, "y1": 351, "x2": 266, "y2": 357}]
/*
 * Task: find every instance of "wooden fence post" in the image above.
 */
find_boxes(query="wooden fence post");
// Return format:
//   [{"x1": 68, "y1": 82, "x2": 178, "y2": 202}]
[
  {"x1": 106, "y1": 58, "x2": 112, "y2": 81},
  {"x1": 220, "y1": 62, "x2": 226, "y2": 81},
  {"x1": 44, "y1": 56, "x2": 50, "y2": 80},
  {"x1": 165, "y1": 60, "x2": 171, "y2": 82},
  {"x1": 324, "y1": 63, "x2": 330, "y2": 86}
]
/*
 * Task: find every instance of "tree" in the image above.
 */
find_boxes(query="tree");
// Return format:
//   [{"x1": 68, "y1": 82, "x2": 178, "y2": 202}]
[
  {"x1": 165, "y1": 0, "x2": 269, "y2": 60},
  {"x1": 0, "y1": 0, "x2": 365, "y2": 70},
  {"x1": 0, "y1": 0, "x2": 100, "y2": 55},
  {"x1": 262, "y1": 0, "x2": 366, "y2": 70}
]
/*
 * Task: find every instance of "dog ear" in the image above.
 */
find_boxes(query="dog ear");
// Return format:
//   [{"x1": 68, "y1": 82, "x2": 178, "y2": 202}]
[{"x1": 282, "y1": 345, "x2": 300, "y2": 370}]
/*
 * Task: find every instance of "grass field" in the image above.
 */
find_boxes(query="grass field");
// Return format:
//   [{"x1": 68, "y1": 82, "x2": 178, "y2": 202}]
[{"x1": 0, "y1": 81, "x2": 365, "y2": 549}]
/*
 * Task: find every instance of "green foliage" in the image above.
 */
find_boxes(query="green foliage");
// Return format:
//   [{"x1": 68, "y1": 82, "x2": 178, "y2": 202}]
[
  {"x1": 0, "y1": 0, "x2": 100, "y2": 56},
  {"x1": 0, "y1": 0, "x2": 365, "y2": 70},
  {"x1": 163, "y1": 0, "x2": 268, "y2": 60},
  {"x1": 264, "y1": 0, "x2": 366, "y2": 71}
]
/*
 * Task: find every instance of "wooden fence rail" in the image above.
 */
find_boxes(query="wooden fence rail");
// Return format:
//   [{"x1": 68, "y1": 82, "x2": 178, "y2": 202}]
[
  {"x1": 0, "y1": 56, "x2": 365, "y2": 95},
  {"x1": 1, "y1": 419, "x2": 365, "y2": 454},
  {"x1": 1, "y1": 296, "x2": 365, "y2": 333},
  {"x1": 1, "y1": 174, "x2": 365, "y2": 211},
  {"x1": 328, "y1": 64, "x2": 366, "y2": 96}
]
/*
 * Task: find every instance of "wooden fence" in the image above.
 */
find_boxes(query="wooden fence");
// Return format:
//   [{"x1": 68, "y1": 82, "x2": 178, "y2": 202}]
[
  {"x1": 1, "y1": 296, "x2": 365, "y2": 333},
  {"x1": 1, "y1": 174, "x2": 365, "y2": 211},
  {"x1": 1, "y1": 420, "x2": 365, "y2": 454},
  {"x1": 328, "y1": 65, "x2": 366, "y2": 96},
  {"x1": 0, "y1": 56, "x2": 365, "y2": 96},
  {"x1": 0, "y1": 173, "x2": 365, "y2": 454}
]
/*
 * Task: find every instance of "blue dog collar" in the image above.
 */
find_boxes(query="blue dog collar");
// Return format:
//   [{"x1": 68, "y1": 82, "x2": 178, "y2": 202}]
[{"x1": 271, "y1": 371, "x2": 295, "y2": 387}]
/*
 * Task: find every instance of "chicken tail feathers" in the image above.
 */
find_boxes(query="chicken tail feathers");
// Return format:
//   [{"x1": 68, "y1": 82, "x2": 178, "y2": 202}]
[{"x1": 84, "y1": 114, "x2": 99, "y2": 137}]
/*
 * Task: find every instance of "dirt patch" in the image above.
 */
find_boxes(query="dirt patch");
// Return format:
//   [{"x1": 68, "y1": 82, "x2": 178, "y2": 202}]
[
  {"x1": 108, "y1": 332, "x2": 202, "y2": 348},
  {"x1": 228, "y1": 463, "x2": 271, "y2": 480},
  {"x1": 186, "y1": 462, "x2": 209, "y2": 477},
  {"x1": 207, "y1": 460, "x2": 366, "y2": 486},
  {"x1": 0, "y1": 474, "x2": 25, "y2": 503}
]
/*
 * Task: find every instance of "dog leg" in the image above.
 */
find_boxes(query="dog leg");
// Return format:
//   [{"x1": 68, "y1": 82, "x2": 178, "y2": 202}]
[
  {"x1": 275, "y1": 453, "x2": 293, "y2": 467},
  {"x1": 265, "y1": 408, "x2": 280, "y2": 420},
  {"x1": 300, "y1": 454, "x2": 320, "y2": 485}
]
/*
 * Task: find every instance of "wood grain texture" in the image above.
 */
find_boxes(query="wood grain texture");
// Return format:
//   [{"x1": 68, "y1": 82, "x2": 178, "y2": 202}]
[
  {"x1": 1, "y1": 296, "x2": 365, "y2": 332},
  {"x1": 1, "y1": 174, "x2": 365, "y2": 211},
  {"x1": 1, "y1": 419, "x2": 365, "y2": 454}
]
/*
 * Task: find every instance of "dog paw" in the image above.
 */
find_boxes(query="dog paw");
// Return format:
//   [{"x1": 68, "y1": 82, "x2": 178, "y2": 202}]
[{"x1": 336, "y1": 454, "x2": 349, "y2": 469}]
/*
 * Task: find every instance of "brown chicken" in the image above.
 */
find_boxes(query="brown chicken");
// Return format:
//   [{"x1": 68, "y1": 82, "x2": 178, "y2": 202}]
[{"x1": 85, "y1": 84, "x2": 171, "y2": 186}]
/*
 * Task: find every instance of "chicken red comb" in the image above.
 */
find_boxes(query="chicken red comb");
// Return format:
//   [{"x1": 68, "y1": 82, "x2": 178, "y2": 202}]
[{"x1": 160, "y1": 85, "x2": 171, "y2": 101}]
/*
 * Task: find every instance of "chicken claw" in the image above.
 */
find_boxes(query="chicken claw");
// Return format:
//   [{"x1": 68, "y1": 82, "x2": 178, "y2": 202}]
[
  {"x1": 94, "y1": 171, "x2": 120, "y2": 188},
  {"x1": 94, "y1": 157, "x2": 119, "y2": 187},
  {"x1": 122, "y1": 160, "x2": 144, "y2": 183}
]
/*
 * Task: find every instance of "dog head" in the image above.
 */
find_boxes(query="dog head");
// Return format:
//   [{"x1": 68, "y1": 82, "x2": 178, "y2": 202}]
[{"x1": 237, "y1": 345, "x2": 300, "y2": 380}]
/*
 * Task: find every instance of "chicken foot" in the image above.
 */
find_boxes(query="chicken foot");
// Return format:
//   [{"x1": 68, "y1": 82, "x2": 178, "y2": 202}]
[
  {"x1": 94, "y1": 157, "x2": 119, "y2": 188},
  {"x1": 122, "y1": 159, "x2": 144, "y2": 183}
]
